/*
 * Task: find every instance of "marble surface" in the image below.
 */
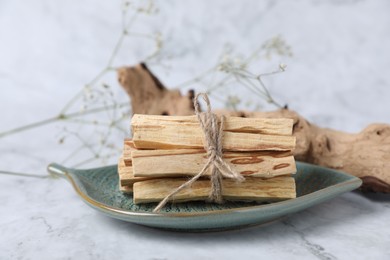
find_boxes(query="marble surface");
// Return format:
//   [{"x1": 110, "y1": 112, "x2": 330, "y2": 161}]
[{"x1": 1, "y1": 0, "x2": 390, "y2": 259}]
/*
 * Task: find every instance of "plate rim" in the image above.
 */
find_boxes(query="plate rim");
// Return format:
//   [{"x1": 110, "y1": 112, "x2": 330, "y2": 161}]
[{"x1": 51, "y1": 162, "x2": 362, "y2": 218}]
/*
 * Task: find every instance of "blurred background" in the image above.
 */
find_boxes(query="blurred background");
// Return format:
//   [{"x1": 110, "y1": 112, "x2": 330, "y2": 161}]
[{"x1": 1, "y1": 0, "x2": 389, "y2": 171}]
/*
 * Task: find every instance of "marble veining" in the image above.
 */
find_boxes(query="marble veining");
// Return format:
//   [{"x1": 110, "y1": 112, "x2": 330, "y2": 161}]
[{"x1": 282, "y1": 220, "x2": 337, "y2": 260}]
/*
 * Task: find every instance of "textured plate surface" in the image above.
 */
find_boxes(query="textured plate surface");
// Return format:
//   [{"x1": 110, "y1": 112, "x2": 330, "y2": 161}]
[{"x1": 47, "y1": 162, "x2": 362, "y2": 231}]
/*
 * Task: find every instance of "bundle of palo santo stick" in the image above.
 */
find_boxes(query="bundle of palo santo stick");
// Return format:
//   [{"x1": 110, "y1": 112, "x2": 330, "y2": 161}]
[{"x1": 118, "y1": 114, "x2": 297, "y2": 205}]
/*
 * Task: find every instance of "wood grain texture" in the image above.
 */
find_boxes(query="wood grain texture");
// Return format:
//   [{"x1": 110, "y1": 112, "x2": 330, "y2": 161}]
[
  {"x1": 133, "y1": 176, "x2": 296, "y2": 204},
  {"x1": 123, "y1": 138, "x2": 136, "y2": 166},
  {"x1": 118, "y1": 157, "x2": 154, "y2": 186},
  {"x1": 132, "y1": 124, "x2": 296, "y2": 151},
  {"x1": 132, "y1": 114, "x2": 293, "y2": 135},
  {"x1": 131, "y1": 149, "x2": 296, "y2": 178}
]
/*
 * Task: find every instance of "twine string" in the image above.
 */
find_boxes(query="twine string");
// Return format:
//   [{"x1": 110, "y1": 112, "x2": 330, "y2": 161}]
[{"x1": 153, "y1": 93, "x2": 244, "y2": 213}]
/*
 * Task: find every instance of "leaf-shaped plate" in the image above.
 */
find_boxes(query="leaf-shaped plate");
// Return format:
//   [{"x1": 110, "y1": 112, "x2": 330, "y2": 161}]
[{"x1": 47, "y1": 162, "x2": 361, "y2": 231}]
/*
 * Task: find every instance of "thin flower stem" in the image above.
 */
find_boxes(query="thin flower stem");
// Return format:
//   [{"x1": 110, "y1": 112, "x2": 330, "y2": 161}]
[
  {"x1": 66, "y1": 119, "x2": 112, "y2": 126},
  {"x1": 206, "y1": 74, "x2": 234, "y2": 93},
  {"x1": 59, "y1": 88, "x2": 85, "y2": 115},
  {"x1": 175, "y1": 67, "x2": 217, "y2": 88},
  {"x1": 61, "y1": 145, "x2": 87, "y2": 165},
  {"x1": 0, "y1": 102, "x2": 129, "y2": 139},
  {"x1": 64, "y1": 130, "x2": 99, "y2": 158},
  {"x1": 243, "y1": 45, "x2": 264, "y2": 65},
  {"x1": 234, "y1": 78, "x2": 267, "y2": 102},
  {"x1": 107, "y1": 33, "x2": 126, "y2": 67},
  {"x1": 95, "y1": 123, "x2": 115, "y2": 156},
  {"x1": 0, "y1": 170, "x2": 50, "y2": 179},
  {"x1": 208, "y1": 92, "x2": 227, "y2": 103},
  {"x1": 59, "y1": 9, "x2": 139, "y2": 117},
  {"x1": 59, "y1": 68, "x2": 110, "y2": 115},
  {"x1": 256, "y1": 76, "x2": 284, "y2": 108},
  {"x1": 0, "y1": 117, "x2": 60, "y2": 138},
  {"x1": 71, "y1": 156, "x2": 99, "y2": 168}
]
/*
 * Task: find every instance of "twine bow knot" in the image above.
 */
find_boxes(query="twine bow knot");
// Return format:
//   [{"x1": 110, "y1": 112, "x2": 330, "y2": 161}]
[{"x1": 153, "y1": 93, "x2": 244, "y2": 213}]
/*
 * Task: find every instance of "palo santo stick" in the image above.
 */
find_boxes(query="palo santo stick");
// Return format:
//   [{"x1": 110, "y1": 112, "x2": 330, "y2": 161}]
[
  {"x1": 118, "y1": 157, "x2": 153, "y2": 186},
  {"x1": 131, "y1": 149, "x2": 296, "y2": 178},
  {"x1": 119, "y1": 183, "x2": 133, "y2": 194},
  {"x1": 132, "y1": 114, "x2": 293, "y2": 135},
  {"x1": 133, "y1": 176, "x2": 296, "y2": 204},
  {"x1": 123, "y1": 139, "x2": 135, "y2": 166},
  {"x1": 132, "y1": 124, "x2": 296, "y2": 151}
]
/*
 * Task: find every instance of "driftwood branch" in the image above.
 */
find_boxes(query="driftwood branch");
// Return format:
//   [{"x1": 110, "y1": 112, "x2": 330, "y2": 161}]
[
  {"x1": 117, "y1": 63, "x2": 390, "y2": 193},
  {"x1": 118, "y1": 63, "x2": 194, "y2": 116}
]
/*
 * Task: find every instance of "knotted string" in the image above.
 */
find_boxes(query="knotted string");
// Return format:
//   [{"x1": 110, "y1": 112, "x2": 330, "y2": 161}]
[{"x1": 153, "y1": 93, "x2": 244, "y2": 213}]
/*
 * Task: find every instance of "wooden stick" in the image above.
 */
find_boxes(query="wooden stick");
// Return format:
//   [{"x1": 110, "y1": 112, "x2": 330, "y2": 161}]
[
  {"x1": 131, "y1": 149, "x2": 296, "y2": 178},
  {"x1": 123, "y1": 138, "x2": 135, "y2": 166},
  {"x1": 132, "y1": 114, "x2": 293, "y2": 135},
  {"x1": 118, "y1": 157, "x2": 153, "y2": 186},
  {"x1": 133, "y1": 176, "x2": 296, "y2": 204},
  {"x1": 132, "y1": 124, "x2": 295, "y2": 151},
  {"x1": 119, "y1": 183, "x2": 133, "y2": 193}
]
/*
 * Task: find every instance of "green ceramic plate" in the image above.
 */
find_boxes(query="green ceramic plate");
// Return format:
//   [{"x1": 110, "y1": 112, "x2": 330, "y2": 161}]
[{"x1": 47, "y1": 162, "x2": 361, "y2": 231}]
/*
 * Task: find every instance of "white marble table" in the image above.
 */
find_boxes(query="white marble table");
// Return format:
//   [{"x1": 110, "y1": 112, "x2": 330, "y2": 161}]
[{"x1": 1, "y1": 1, "x2": 390, "y2": 259}]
